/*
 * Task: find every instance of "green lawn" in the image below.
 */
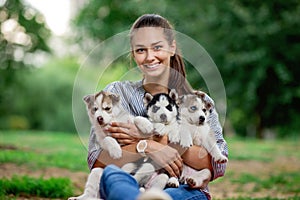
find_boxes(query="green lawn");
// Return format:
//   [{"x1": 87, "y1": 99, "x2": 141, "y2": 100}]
[{"x1": 0, "y1": 130, "x2": 299, "y2": 199}]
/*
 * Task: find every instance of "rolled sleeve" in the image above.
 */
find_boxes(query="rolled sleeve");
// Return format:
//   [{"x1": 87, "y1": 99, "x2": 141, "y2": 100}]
[
  {"x1": 203, "y1": 93, "x2": 228, "y2": 180},
  {"x1": 87, "y1": 127, "x2": 103, "y2": 170}
]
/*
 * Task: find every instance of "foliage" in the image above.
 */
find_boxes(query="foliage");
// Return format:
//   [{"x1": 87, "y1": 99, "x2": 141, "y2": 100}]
[
  {"x1": 0, "y1": 175, "x2": 73, "y2": 198},
  {"x1": 0, "y1": 57, "x2": 80, "y2": 132},
  {"x1": 72, "y1": 0, "x2": 300, "y2": 138},
  {"x1": 0, "y1": 0, "x2": 51, "y2": 120}
]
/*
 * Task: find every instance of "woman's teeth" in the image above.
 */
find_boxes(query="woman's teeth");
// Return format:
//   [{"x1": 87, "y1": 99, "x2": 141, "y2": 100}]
[{"x1": 145, "y1": 63, "x2": 160, "y2": 68}]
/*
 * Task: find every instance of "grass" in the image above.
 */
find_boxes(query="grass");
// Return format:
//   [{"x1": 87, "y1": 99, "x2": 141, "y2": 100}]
[
  {"x1": 0, "y1": 175, "x2": 73, "y2": 199},
  {"x1": 0, "y1": 130, "x2": 299, "y2": 199},
  {"x1": 0, "y1": 130, "x2": 89, "y2": 172}
]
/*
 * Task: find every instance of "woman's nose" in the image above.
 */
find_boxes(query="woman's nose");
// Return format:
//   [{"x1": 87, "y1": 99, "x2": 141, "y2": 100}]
[{"x1": 145, "y1": 49, "x2": 155, "y2": 61}]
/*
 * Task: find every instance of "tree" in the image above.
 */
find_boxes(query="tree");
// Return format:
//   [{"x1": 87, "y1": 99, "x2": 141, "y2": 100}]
[
  {"x1": 202, "y1": 1, "x2": 300, "y2": 137},
  {"x1": 72, "y1": 0, "x2": 300, "y2": 138},
  {"x1": 0, "y1": 0, "x2": 51, "y2": 116}
]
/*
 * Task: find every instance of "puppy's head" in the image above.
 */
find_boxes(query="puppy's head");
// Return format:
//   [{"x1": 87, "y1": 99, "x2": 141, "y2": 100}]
[
  {"x1": 83, "y1": 91, "x2": 120, "y2": 127},
  {"x1": 178, "y1": 91, "x2": 211, "y2": 126},
  {"x1": 144, "y1": 89, "x2": 179, "y2": 124}
]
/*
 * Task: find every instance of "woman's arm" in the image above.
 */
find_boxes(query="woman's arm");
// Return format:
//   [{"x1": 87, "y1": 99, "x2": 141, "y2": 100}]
[{"x1": 91, "y1": 122, "x2": 183, "y2": 178}]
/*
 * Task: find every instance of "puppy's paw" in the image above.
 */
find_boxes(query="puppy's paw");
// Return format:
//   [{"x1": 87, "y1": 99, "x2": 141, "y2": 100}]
[
  {"x1": 166, "y1": 177, "x2": 179, "y2": 188},
  {"x1": 68, "y1": 194, "x2": 88, "y2": 200},
  {"x1": 153, "y1": 123, "x2": 166, "y2": 136},
  {"x1": 108, "y1": 145, "x2": 122, "y2": 159},
  {"x1": 135, "y1": 116, "x2": 154, "y2": 135},
  {"x1": 214, "y1": 154, "x2": 228, "y2": 163},
  {"x1": 168, "y1": 130, "x2": 180, "y2": 144},
  {"x1": 186, "y1": 177, "x2": 202, "y2": 188}
]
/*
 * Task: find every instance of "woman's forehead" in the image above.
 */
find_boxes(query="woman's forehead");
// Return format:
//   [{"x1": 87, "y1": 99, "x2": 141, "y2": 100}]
[{"x1": 131, "y1": 27, "x2": 168, "y2": 46}]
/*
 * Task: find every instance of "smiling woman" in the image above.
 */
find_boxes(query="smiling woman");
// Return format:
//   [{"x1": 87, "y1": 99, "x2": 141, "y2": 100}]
[{"x1": 25, "y1": 0, "x2": 71, "y2": 35}]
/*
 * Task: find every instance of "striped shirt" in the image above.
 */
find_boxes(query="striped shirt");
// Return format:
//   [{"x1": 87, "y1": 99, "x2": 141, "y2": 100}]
[{"x1": 87, "y1": 80, "x2": 228, "y2": 195}]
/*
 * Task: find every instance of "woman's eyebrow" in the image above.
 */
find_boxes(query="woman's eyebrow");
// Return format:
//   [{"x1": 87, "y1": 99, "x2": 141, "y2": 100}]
[{"x1": 134, "y1": 41, "x2": 163, "y2": 48}]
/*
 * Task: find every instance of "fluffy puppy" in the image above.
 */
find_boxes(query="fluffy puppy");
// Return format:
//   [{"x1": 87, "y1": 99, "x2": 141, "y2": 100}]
[
  {"x1": 144, "y1": 89, "x2": 181, "y2": 144},
  {"x1": 178, "y1": 91, "x2": 228, "y2": 188},
  {"x1": 68, "y1": 91, "x2": 154, "y2": 200},
  {"x1": 141, "y1": 89, "x2": 181, "y2": 188}
]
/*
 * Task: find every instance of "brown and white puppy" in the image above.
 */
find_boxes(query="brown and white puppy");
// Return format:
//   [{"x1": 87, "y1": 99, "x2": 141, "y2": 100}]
[
  {"x1": 68, "y1": 91, "x2": 154, "y2": 200},
  {"x1": 178, "y1": 91, "x2": 228, "y2": 188}
]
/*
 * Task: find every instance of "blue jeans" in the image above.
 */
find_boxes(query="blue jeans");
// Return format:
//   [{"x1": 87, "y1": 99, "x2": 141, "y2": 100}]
[{"x1": 100, "y1": 165, "x2": 208, "y2": 200}]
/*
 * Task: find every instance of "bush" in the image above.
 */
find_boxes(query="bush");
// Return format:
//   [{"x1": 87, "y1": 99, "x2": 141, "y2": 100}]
[
  {"x1": 0, "y1": 57, "x2": 80, "y2": 132},
  {"x1": 0, "y1": 175, "x2": 73, "y2": 198}
]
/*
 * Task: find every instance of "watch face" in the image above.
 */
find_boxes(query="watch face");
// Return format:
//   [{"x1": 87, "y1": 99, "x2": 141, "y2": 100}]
[
  {"x1": 138, "y1": 140, "x2": 147, "y2": 152},
  {"x1": 139, "y1": 142, "x2": 146, "y2": 149}
]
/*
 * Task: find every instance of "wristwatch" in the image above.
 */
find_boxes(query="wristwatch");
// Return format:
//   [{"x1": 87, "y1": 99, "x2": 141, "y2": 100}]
[{"x1": 136, "y1": 140, "x2": 147, "y2": 157}]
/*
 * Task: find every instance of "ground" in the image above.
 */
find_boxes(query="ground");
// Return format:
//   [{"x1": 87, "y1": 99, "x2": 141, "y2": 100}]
[{"x1": 1, "y1": 155, "x2": 299, "y2": 199}]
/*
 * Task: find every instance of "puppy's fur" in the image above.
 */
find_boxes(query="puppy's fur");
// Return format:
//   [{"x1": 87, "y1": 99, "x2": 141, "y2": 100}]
[
  {"x1": 143, "y1": 90, "x2": 228, "y2": 189},
  {"x1": 178, "y1": 91, "x2": 228, "y2": 188},
  {"x1": 122, "y1": 89, "x2": 182, "y2": 190},
  {"x1": 142, "y1": 89, "x2": 182, "y2": 188},
  {"x1": 68, "y1": 91, "x2": 154, "y2": 200},
  {"x1": 144, "y1": 89, "x2": 181, "y2": 144}
]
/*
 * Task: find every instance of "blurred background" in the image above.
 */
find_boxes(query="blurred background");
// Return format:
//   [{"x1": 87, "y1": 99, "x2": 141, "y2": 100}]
[
  {"x1": 1, "y1": 0, "x2": 300, "y2": 199},
  {"x1": 1, "y1": 0, "x2": 299, "y2": 138}
]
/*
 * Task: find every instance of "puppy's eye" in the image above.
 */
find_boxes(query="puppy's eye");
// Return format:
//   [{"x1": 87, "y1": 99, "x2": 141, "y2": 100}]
[
  {"x1": 166, "y1": 104, "x2": 173, "y2": 111},
  {"x1": 92, "y1": 106, "x2": 98, "y2": 113},
  {"x1": 202, "y1": 108, "x2": 207, "y2": 113},
  {"x1": 152, "y1": 105, "x2": 160, "y2": 113},
  {"x1": 104, "y1": 107, "x2": 111, "y2": 111},
  {"x1": 190, "y1": 106, "x2": 197, "y2": 111}
]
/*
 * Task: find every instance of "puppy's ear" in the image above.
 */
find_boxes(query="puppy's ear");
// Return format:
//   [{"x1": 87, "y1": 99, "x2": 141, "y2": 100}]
[
  {"x1": 194, "y1": 90, "x2": 206, "y2": 100},
  {"x1": 169, "y1": 89, "x2": 178, "y2": 101},
  {"x1": 143, "y1": 93, "x2": 153, "y2": 106},
  {"x1": 177, "y1": 95, "x2": 185, "y2": 105},
  {"x1": 109, "y1": 93, "x2": 120, "y2": 104},
  {"x1": 83, "y1": 94, "x2": 92, "y2": 104},
  {"x1": 205, "y1": 102, "x2": 212, "y2": 110}
]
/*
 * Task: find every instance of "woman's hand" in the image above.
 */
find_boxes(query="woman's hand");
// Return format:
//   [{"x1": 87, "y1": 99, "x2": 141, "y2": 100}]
[
  {"x1": 105, "y1": 121, "x2": 146, "y2": 145},
  {"x1": 147, "y1": 140, "x2": 183, "y2": 178}
]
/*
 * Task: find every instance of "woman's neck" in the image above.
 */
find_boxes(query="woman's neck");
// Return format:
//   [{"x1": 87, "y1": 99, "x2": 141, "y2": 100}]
[{"x1": 143, "y1": 80, "x2": 169, "y2": 95}]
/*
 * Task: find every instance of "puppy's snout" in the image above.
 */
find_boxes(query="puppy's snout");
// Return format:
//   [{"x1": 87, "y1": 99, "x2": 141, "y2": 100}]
[
  {"x1": 199, "y1": 116, "x2": 205, "y2": 123},
  {"x1": 97, "y1": 116, "x2": 104, "y2": 125},
  {"x1": 160, "y1": 114, "x2": 167, "y2": 122}
]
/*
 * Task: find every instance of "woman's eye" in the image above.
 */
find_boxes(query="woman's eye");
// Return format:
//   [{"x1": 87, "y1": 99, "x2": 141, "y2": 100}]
[
  {"x1": 135, "y1": 48, "x2": 145, "y2": 53},
  {"x1": 153, "y1": 45, "x2": 162, "y2": 51}
]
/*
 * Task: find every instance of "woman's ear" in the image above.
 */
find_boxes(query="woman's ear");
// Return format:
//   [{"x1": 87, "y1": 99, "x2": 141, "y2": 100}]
[{"x1": 170, "y1": 40, "x2": 176, "y2": 56}]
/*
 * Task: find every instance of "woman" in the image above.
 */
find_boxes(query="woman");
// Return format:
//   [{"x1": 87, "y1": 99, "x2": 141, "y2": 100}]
[{"x1": 88, "y1": 14, "x2": 228, "y2": 200}]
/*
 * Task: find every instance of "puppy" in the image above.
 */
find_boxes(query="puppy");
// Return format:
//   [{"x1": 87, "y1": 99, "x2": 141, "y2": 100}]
[
  {"x1": 144, "y1": 89, "x2": 181, "y2": 144},
  {"x1": 68, "y1": 91, "x2": 154, "y2": 200},
  {"x1": 178, "y1": 91, "x2": 228, "y2": 188},
  {"x1": 141, "y1": 89, "x2": 182, "y2": 188}
]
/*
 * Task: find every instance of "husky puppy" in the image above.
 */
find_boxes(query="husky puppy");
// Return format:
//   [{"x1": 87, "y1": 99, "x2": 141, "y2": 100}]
[
  {"x1": 68, "y1": 91, "x2": 154, "y2": 200},
  {"x1": 144, "y1": 89, "x2": 181, "y2": 144},
  {"x1": 178, "y1": 91, "x2": 228, "y2": 188},
  {"x1": 140, "y1": 89, "x2": 182, "y2": 188}
]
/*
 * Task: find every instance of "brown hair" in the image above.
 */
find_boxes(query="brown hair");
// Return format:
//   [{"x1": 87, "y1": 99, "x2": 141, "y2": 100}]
[{"x1": 130, "y1": 14, "x2": 193, "y2": 95}]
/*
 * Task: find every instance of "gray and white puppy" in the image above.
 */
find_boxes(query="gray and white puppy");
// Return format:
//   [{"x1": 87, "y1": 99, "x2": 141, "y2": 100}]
[{"x1": 178, "y1": 91, "x2": 228, "y2": 188}]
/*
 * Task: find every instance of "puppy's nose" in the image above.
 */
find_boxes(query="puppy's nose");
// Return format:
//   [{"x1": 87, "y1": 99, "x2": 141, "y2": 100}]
[
  {"x1": 97, "y1": 116, "x2": 104, "y2": 125},
  {"x1": 160, "y1": 114, "x2": 167, "y2": 122},
  {"x1": 199, "y1": 116, "x2": 205, "y2": 123}
]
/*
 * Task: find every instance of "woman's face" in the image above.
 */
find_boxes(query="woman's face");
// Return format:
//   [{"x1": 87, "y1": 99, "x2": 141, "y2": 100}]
[{"x1": 131, "y1": 27, "x2": 176, "y2": 80}]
